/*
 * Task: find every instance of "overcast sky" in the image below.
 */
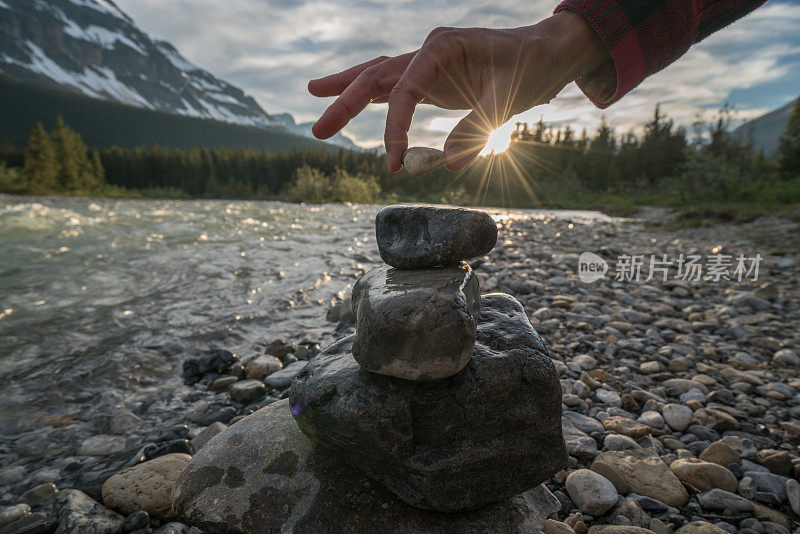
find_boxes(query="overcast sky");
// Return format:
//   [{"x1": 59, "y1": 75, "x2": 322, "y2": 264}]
[{"x1": 115, "y1": 0, "x2": 800, "y2": 150}]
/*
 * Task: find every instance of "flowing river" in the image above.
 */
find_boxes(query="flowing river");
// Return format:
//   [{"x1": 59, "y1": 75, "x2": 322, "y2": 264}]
[{"x1": 0, "y1": 196, "x2": 611, "y2": 495}]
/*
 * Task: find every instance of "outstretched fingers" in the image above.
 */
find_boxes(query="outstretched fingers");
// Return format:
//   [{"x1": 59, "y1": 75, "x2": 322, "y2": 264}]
[
  {"x1": 311, "y1": 53, "x2": 415, "y2": 140},
  {"x1": 308, "y1": 56, "x2": 389, "y2": 98},
  {"x1": 384, "y1": 52, "x2": 440, "y2": 172},
  {"x1": 313, "y1": 69, "x2": 391, "y2": 139}
]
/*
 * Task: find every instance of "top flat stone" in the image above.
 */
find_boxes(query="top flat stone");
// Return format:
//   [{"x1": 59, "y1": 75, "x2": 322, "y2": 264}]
[{"x1": 376, "y1": 205, "x2": 498, "y2": 269}]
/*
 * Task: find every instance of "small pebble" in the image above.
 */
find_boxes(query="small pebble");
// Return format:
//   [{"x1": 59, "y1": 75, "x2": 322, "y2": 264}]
[
  {"x1": 123, "y1": 510, "x2": 150, "y2": 531},
  {"x1": 402, "y1": 147, "x2": 446, "y2": 175}
]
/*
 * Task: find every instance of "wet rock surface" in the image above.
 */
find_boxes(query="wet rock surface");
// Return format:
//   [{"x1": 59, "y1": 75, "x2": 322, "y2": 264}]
[
  {"x1": 228, "y1": 379, "x2": 266, "y2": 403},
  {"x1": 375, "y1": 205, "x2": 498, "y2": 268},
  {"x1": 351, "y1": 262, "x2": 480, "y2": 380},
  {"x1": 263, "y1": 361, "x2": 307, "y2": 388},
  {"x1": 58, "y1": 444, "x2": 155, "y2": 501},
  {"x1": 0, "y1": 511, "x2": 57, "y2": 533},
  {"x1": 244, "y1": 354, "x2": 282, "y2": 380},
  {"x1": 590, "y1": 449, "x2": 689, "y2": 507},
  {"x1": 101, "y1": 453, "x2": 190, "y2": 518},
  {"x1": 172, "y1": 399, "x2": 560, "y2": 533},
  {"x1": 182, "y1": 349, "x2": 241, "y2": 385},
  {"x1": 291, "y1": 293, "x2": 566, "y2": 511},
  {"x1": 669, "y1": 458, "x2": 738, "y2": 492},
  {"x1": 54, "y1": 489, "x2": 123, "y2": 534},
  {"x1": 122, "y1": 509, "x2": 149, "y2": 531},
  {"x1": 0, "y1": 504, "x2": 30, "y2": 527},
  {"x1": 565, "y1": 469, "x2": 618, "y2": 515}
]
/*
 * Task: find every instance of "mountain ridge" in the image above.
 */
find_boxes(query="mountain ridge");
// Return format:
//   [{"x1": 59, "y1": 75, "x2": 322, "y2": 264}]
[
  {"x1": 0, "y1": 0, "x2": 358, "y2": 150},
  {"x1": 0, "y1": 73, "x2": 341, "y2": 153},
  {"x1": 733, "y1": 97, "x2": 798, "y2": 157}
]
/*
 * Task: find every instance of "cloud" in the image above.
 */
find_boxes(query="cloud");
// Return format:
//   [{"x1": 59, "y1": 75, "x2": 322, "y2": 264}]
[{"x1": 116, "y1": 0, "x2": 800, "y2": 148}]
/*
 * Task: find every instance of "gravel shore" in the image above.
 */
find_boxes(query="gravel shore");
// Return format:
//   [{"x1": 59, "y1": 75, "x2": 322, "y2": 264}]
[
  {"x1": 1, "y1": 208, "x2": 798, "y2": 533},
  {"x1": 475, "y1": 211, "x2": 799, "y2": 534}
]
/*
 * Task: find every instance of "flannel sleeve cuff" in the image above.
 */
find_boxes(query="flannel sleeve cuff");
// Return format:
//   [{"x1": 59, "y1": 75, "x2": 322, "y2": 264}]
[{"x1": 554, "y1": 0, "x2": 645, "y2": 109}]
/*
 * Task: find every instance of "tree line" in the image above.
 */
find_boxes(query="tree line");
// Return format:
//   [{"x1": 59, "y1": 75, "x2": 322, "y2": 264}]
[
  {"x1": 0, "y1": 117, "x2": 105, "y2": 195},
  {"x1": 1, "y1": 101, "x2": 799, "y2": 209},
  {"x1": 430, "y1": 102, "x2": 800, "y2": 209},
  {"x1": 96, "y1": 143, "x2": 391, "y2": 200}
]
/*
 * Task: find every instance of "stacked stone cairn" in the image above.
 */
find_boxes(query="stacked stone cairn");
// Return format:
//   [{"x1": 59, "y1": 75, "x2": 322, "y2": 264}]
[
  {"x1": 173, "y1": 205, "x2": 568, "y2": 532},
  {"x1": 292, "y1": 205, "x2": 568, "y2": 510}
]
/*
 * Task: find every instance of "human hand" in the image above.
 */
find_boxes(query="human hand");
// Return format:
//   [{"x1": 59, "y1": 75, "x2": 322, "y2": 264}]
[{"x1": 309, "y1": 11, "x2": 609, "y2": 172}]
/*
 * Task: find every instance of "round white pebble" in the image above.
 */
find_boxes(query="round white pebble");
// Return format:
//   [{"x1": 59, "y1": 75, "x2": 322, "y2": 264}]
[{"x1": 402, "y1": 147, "x2": 446, "y2": 175}]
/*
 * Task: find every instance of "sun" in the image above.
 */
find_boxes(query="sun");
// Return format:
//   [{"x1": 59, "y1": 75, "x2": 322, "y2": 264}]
[
  {"x1": 425, "y1": 116, "x2": 514, "y2": 156},
  {"x1": 480, "y1": 125, "x2": 513, "y2": 155}
]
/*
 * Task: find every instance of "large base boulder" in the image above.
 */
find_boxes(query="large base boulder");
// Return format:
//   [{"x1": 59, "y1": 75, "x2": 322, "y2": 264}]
[
  {"x1": 352, "y1": 262, "x2": 480, "y2": 380},
  {"x1": 290, "y1": 293, "x2": 567, "y2": 512},
  {"x1": 172, "y1": 399, "x2": 560, "y2": 534}
]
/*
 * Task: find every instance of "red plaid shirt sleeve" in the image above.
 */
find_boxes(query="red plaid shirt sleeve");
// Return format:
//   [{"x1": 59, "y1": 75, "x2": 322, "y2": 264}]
[{"x1": 554, "y1": 0, "x2": 767, "y2": 108}]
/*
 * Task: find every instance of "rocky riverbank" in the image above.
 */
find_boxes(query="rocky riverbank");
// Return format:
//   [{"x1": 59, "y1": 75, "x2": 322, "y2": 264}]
[{"x1": 1, "y1": 207, "x2": 799, "y2": 533}]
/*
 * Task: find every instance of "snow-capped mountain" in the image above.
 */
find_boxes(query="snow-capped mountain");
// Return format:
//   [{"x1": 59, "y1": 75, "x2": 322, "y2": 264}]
[{"x1": 0, "y1": 0, "x2": 358, "y2": 149}]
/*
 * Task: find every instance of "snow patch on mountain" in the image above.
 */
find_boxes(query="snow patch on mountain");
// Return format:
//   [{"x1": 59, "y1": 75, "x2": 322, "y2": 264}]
[
  {"x1": 155, "y1": 41, "x2": 197, "y2": 72},
  {"x1": 5, "y1": 41, "x2": 152, "y2": 107},
  {"x1": 64, "y1": 23, "x2": 147, "y2": 54},
  {"x1": 68, "y1": 0, "x2": 130, "y2": 21}
]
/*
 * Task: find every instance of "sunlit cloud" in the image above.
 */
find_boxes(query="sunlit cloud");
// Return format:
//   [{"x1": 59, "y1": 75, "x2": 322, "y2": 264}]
[{"x1": 116, "y1": 0, "x2": 800, "y2": 148}]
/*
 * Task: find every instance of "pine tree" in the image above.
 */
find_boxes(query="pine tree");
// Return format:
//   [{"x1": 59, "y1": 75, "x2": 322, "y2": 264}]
[
  {"x1": 22, "y1": 122, "x2": 59, "y2": 194},
  {"x1": 590, "y1": 117, "x2": 616, "y2": 153},
  {"x1": 561, "y1": 125, "x2": 575, "y2": 146},
  {"x1": 51, "y1": 116, "x2": 97, "y2": 192},
  {"x1": 779, "y1": 98, "x2": 800, "y2": 177},
  {"x1": 90, "y1": 150, "x2": 105, "y2": 190},
  {"x1": 0, "y1": 162, "x2": 24, "y2": 193},
  {"x1": 640, "y1": 104, "x2": 687, "y2": 185},
  {"x1": 585, "y1": 117, "x2": 617, "y2": 188},
  {"x1": 532, "y1": 118, "x2": 547, "y2": 143},
  {"x1": 51, "y1": 116, "x2": 81, "y2": 191}
]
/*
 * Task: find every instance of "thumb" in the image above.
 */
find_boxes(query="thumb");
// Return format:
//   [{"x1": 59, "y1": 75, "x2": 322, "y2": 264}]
[{"x1": 443, "y1": 108, "x2": 492, "y2": 172}]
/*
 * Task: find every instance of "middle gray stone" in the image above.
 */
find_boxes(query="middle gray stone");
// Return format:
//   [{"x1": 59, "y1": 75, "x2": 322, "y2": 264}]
[{"x1": 352, "y1": 262, "x2": 480, "y2": 381}]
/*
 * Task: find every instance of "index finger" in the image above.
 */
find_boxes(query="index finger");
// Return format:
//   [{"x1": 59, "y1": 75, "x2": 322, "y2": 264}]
[
  {"x1": 308, "y1": 56, "x2": 389, "y2": 97},
  {"x1": 384, "y1": 51, "x2": 440, "y2": 172}
]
